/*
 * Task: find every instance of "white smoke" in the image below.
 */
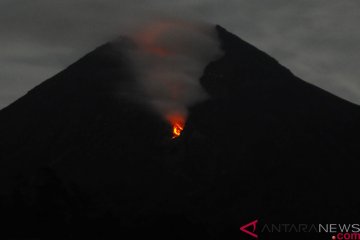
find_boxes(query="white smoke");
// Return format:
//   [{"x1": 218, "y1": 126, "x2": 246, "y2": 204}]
[{"x1": 126, "y1": 19, "x2": 223, "y2": 126}]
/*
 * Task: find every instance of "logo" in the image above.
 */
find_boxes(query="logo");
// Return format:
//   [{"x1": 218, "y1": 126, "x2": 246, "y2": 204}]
[
  {"x1": 240, "y1": 220, "x2": 258, "y2": 238},
  {"x1": 239, "y1": 221, "x2": 360, "y2": 239}
]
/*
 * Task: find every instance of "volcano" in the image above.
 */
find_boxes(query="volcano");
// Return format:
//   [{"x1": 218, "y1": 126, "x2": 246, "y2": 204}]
[{"x1": 0, "y1": 26, "x2": 359, "y2": 239}]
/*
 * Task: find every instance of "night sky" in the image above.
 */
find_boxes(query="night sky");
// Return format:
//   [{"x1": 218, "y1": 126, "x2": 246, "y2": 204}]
[{"x1": 1, "y1": 0, "x2": 359, "y2": 109}]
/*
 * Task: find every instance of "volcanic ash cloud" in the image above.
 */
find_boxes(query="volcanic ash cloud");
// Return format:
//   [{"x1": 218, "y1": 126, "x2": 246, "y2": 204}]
[{"x1": 127, "y1": 20, "x2": 222, "y2": 135}]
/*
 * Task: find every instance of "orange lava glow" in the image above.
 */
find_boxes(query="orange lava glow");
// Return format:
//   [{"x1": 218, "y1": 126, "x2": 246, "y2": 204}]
[
  {"x1": 167, "y1": 114, "x2": 185, "y2": 139},
  {"x1": 172, "y1": 123, "x2": 184, "y2": 139}
]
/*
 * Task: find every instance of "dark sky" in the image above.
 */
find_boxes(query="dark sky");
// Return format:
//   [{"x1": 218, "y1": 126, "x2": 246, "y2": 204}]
[{"x1": 1, "y1": 0, "x2": 359, "y2": 109}]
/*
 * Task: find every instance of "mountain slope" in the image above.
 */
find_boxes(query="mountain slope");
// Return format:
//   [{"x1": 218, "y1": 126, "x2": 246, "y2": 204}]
[{"x1": 0, "y1": 25, "x2": 359, "y2": 239}]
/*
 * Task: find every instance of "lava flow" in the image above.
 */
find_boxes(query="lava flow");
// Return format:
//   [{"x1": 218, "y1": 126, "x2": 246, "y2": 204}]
[
  {"x1": 172, "y1": 122, "x2": 184, "y2": 139},
  {"x1": 167, "y1": 114, "x2": 185, "y2": 139}
]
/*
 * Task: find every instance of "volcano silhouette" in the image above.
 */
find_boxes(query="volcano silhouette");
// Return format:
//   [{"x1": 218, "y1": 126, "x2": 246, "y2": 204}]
[{"x1": 0, "y1": 26, "x2": 359, "y2": 239}]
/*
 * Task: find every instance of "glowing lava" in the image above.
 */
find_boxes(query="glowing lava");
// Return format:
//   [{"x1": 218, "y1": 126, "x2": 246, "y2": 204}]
[
  {"x1": 167, "y1": 114, "x2": 185, "y2": 139},
  {"x1": 172, "y1": 122, "x2": 184, "y2": 139}
]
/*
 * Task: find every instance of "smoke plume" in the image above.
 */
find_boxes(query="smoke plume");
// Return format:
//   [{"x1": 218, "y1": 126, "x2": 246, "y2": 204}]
[{"x1": 126, "y1": 19, "x2": 222, "y2": 132}]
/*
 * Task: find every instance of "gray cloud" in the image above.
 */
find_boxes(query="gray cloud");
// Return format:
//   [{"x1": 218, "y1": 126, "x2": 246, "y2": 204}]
[
  {"x1": 1, "y1": 0, "x2": 360, "y2": 109},
  {"x1": 126, "y1": 19, "x2": 222, "y2": 130}
]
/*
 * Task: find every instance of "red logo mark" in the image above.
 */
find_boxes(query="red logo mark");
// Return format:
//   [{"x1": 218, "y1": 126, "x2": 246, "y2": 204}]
[{"x1": 240, "y1": 220, "x2": 258, "y2": 238}]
